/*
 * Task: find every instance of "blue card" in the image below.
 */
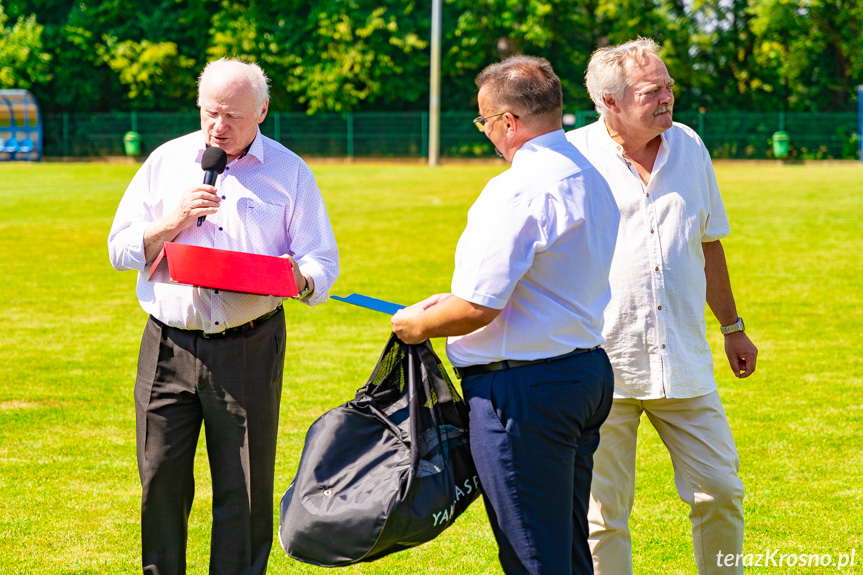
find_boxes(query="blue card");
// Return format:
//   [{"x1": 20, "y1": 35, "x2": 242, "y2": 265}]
[{"x1": 331, "y1": 293, "x2": 406, "y2": 315}]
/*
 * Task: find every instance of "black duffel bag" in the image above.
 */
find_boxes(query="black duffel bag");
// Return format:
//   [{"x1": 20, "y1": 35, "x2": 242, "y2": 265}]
[{"x1": 278, "y1": 334, "x2": 481, "y2": 566}]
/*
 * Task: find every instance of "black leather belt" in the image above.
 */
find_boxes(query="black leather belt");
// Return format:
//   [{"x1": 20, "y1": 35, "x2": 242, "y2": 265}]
[
  {"x1": 453, "y1": 346, "x2": 600, "y2": 379},
  {"x1": 153, "y1": 305, "x2": 282, "y2": 339}
]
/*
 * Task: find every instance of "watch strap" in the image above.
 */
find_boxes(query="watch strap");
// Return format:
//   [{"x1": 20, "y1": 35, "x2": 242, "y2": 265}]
[
  {"x1": 293, "y1": 275, "x2": 311, "y2": 299},
  {"x1": 720, "y1": 316, "x2": 745, "y2": 335}
]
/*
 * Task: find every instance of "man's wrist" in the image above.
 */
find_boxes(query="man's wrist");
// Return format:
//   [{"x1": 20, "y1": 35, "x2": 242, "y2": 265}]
[
  {"x1": 720, "y1": 316, "x2": 745, "y2": 336},
  {"x1": 294, "y1": 274, "x2": 312, "y2": 299}
]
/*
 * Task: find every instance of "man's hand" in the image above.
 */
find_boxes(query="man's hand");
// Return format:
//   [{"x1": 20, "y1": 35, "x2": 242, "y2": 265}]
[
  {"x1": 281, "y1": 254, "x2": 312, "y2": 297},
  {"x1": 392, "y1": 293, "x2": 453, "y2": 344},
  {"x1": 143, "y1": 185, "x2": 221, "y2": 264},
  {"x1": 724, "y1": 331, "x2": 757, "y2": 378},
  {"x1": 172, "y1": 184, "x2": 221, "y2": 229},
  {"x1": 391, "y1": 293, "x2": 501, "y2": 345},
  {"x1": 391, "y1": 303, "x2": 431, "y2": 344}
]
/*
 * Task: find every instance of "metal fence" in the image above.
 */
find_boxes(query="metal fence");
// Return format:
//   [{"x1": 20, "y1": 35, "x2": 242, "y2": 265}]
[{"x1": 39, "y1": 110, "x2": 859, "y2": 160}]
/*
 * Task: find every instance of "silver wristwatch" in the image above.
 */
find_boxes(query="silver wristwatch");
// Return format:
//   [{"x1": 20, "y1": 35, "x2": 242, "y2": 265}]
[
  {"x1": 293, "y1": 276, "x2": 312, "y2": 300},
  {"x1": 720, "y1": 316, "x2": 745, "y2": 335}
]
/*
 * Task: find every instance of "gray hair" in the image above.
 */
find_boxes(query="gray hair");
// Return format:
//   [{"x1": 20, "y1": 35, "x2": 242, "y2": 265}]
[
  {"x1": 197, "y1": 58, "x2": 270, "y2": 115},
  {"x1": 475, "y1": 55, "x2": 562, "y2": 121},
  {"x1": 585, "y1": 37, "x2": 661, "y2": 117}
]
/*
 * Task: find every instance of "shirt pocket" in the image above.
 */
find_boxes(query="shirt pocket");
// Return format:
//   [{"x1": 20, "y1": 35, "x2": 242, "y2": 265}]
[{"x1": 237, "y1": 197, "x2": 287, "y2": 253}]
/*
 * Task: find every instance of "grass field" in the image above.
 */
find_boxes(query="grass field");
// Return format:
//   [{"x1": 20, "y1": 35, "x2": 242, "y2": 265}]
[{"x1": 1, "y1": 159, "x2": 861, "y2": 574}]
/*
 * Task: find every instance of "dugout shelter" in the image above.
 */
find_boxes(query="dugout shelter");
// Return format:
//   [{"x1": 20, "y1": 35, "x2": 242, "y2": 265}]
[{"x1": 0, "y1": 90, "x2": 42, "y2": 161}]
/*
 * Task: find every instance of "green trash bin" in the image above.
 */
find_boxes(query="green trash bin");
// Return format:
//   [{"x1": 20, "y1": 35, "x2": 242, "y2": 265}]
[
  {"x1": 123, "y1": 131, "x2": 142, "y2": 156},
  {"x1": 772, "y1": 131, "x2": 789, "y2": 159}
]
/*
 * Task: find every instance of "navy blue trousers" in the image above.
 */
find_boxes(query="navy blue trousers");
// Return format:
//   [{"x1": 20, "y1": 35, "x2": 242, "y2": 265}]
[{"x1": 461, "y1": 348, "x2": 613, "y2": 575}]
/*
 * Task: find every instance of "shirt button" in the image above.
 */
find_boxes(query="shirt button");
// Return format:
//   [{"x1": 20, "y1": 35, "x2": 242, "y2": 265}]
[
  {"x1": 654, "y1": 266, "x2": 659, "y2": 271},
  {"x1": 646, "y1": 192, "x2": 650, "y2": 197},
  {"x1": 219, "y1": 227, "x2": 223, "y2": 231},
  {"x1": 650, "y1": 228, "x2": 655, "y2": 233},
  {"x1": 657, "y1": 305, "x2": 662, "y2": 310},
  {"x1": 221, "y1": 195, "x2": 226, "y2": 200},
  {"x1": 661, "y1": 344, "x2": 666, "y2": 349},
  {"x1": 214, "y1": 289, "x2": 220, "y2": 294},
  {"x1": 215, "y1": 321, "x2": 220, "y2": 325}
]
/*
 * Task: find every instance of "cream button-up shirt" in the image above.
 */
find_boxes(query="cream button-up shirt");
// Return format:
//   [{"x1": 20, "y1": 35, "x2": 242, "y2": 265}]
[{"x1": 567, "y1": 121, "x2": 730, "y2": 399}]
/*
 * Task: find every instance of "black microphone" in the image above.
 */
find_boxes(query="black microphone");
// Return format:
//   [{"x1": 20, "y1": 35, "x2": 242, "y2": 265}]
[{"x1": 197, "y1": 147, "x2": 228, "y2": 227}]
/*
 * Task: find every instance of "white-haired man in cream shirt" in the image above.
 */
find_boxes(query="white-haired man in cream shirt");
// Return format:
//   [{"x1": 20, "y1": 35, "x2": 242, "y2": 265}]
[{"x1": 567, "y1": 38, "x2": 759, "y2": 575}]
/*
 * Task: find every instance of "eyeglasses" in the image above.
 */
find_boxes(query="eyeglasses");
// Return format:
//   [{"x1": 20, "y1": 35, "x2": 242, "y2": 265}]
[{"x1": 473, "y1": 111, "x2": 519, "y2": 131}]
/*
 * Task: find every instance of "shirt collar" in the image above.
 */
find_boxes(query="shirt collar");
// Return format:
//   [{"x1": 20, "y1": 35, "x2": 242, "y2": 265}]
[
  {"x1": 245, "y1": 127, "x2": 265, "y2": 163},
  {"x1": 196, "y1": 127, "x2": 265, "y2": 165},
  {"x1": 511, "y1": 129, "x2": 567, "y2": 167},
  {"x1": 596, "y1": 119, "x2": 671, "y2": 165}
]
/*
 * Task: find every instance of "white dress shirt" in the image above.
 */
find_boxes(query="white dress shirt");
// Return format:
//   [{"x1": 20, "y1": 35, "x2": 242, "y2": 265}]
[
  {"x1": 446, "y1": 129, "x2": 620, "y2": 368},
  {"x1": 567, "y1": 121, "x2": 730, "y2": 399},
  {"x1": 108, "y1": 129, "x2": 339, "y2": 333}
]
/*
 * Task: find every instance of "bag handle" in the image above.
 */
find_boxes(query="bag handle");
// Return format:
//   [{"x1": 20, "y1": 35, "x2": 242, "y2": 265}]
[
  {"x1": 407, "y1": 343, "x2": 452, "y2": 473},
  {"x1": 415, "y1": 341, "x2": 455, "y2": 405},
  {"x1": 355, "y1": 333, "x2": 406, "y2": 400},
  {"x1": 407, "y1": 345, "x2": 423, "y2": 468}
]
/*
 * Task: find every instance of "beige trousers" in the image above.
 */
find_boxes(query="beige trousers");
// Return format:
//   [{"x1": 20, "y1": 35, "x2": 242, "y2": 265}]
[{"x1": 589, "y1": 391, "x2": 745, "y2": 575}]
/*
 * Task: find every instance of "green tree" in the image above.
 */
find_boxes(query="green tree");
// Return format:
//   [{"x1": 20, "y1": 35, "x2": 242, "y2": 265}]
[
  {"x1": 441, "y1": 0, "x2": 695, "y2": 112},
  {"x1": 84, "y1": 0, "x2": 219, "y2": 111},
  {"x1": 749, "y1": 0, "x2": 863, "y2": 111},
  {"x1": 47, "y1": 20, "x2": 122, "y2": 112},
  {"x1": 7, "y1": 0, "x2": 218, "y2": 112},
  {"x1": 98, "y1": 38, "x2": 197, "y2": 110},
  {"x1": 668, "y1": 0, "x2": 760, "y2": 111},
  {"x1": 293, "y1": 1, "x2": 429, "y2": 112},
  {"x1": 205, "y1": 0, "x2": 309, "y2": 112},
  {"x1": 207, "y1": 0, "x2": 429, "y2": 113},
  {"x1": 0, "y1": 3, "x2": 52, "y2": 90},
  {"x1": 5, "y1": 0, "x2": 863, "y2": 115}
]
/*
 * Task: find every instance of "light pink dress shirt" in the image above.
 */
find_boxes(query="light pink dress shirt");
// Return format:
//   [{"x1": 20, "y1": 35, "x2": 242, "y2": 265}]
[{"x1": 108, "y1": 129, "x2": 339, "y2": 333}]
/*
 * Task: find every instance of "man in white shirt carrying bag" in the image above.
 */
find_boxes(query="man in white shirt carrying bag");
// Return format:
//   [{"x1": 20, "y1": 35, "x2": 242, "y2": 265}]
[
  {"x1": 567, "y1": 38, "x2": 758, "y2": 575},
  {"x1": 393, "y1": 55, "x2": 620, "y2": 574}
]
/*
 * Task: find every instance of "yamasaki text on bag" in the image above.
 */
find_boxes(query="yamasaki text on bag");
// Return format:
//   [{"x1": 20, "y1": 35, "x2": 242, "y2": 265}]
[{"x1": 278, "y1": 334, "x2": 481, "y2": 566}]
